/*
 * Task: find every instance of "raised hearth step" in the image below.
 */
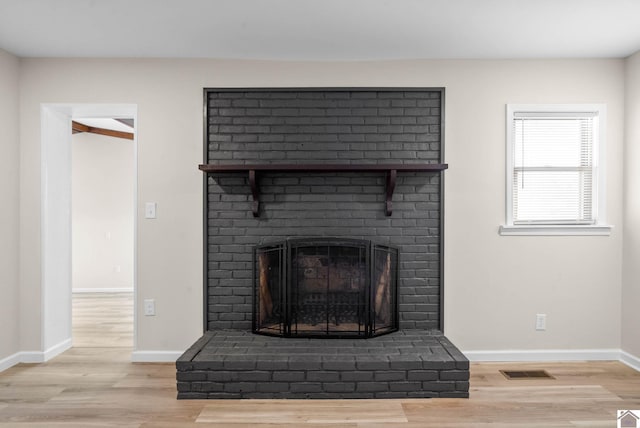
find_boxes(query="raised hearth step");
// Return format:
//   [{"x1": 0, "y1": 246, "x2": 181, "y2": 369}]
[{"x1": 176, "y1": 329, "x2": 469, "y2": 399}]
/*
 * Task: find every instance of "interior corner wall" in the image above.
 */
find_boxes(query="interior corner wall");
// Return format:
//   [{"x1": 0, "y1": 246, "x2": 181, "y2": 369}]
[
  {"x1": 623, "y1": 51, "x2": 640, "y2": 360},
  {"x1": 0, "y1": 49, "x2": 20, "y2": 365},
  {"x1": 18, "y1": 58, "x2": 624, "y2": 355},
  {"x1": 72, "y1": 132, "x2": 134, "y2": 292}
]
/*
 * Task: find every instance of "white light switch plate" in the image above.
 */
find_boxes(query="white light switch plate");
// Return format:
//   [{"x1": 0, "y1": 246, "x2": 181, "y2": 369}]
[
  {"x1": 536, "y1": 314, "x2": 546, "y2": 331},
  {"x1": 145, "y1": 202, "x2": 157, "y2": 219}
]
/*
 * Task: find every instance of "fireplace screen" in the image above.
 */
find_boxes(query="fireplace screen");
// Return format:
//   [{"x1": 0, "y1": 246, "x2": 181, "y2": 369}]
[{"x1": 253, "y1": 238, "x2": 398, "y2": 338}]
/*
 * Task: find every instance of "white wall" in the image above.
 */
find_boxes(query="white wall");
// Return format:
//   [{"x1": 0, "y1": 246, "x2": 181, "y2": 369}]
[
  {"x1": 72, "y1": 132, "x2": 134, "y2": 291},
  {"x1": 444, "y1": 61, "x2": 624, "y2": 352},
  {"x1": 18, "y1": 58, "x2": 624, "y2": 355},
  {"x1": 623, "y1": 51, "x2": 640, "y2": 361},
  {"x1": 0, "y1": 49, "x2": 20, "y2": 366}
]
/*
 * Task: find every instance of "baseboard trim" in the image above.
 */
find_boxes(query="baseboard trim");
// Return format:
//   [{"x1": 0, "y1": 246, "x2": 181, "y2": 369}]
[
  {"x1": 131, "y1": 351, "x2": 183, "y2": 363},
  {"x1": 0, "y1": 338, "x2": 75, "y2": 372},
  {"x1": 463, "y1": 348, "x2": 622, "y2": 363},
  {"x1": 18, "y1": 351, "x2": 46, "y2": 364},
  {"x1": 0, "y1": 352, "x2": 22, "y2": 372},
  {"x1": 136, "y1": 348, "x2": 635, "y2": 366},
  {"x1": 621, "y1": 350, "x2": 640, "y2": 372},
  {"x1": 44, "y1": 338, "x2": 73, "y2": 361},
  {"x1": 73, "y1": 288, "x2": 133, "y2": 293},
  {"x1": 19, "y1": 338, "x2": 74, "y2": 365},
  {"x1": 5, "y1": 347, "x2": 639, "y2": 372}
]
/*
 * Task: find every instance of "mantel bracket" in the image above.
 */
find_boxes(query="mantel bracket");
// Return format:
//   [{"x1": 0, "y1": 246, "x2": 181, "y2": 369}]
[
  {"x1": 248, "y1": 169, "x2": 260, "y2": 217},
  {"x1": 385, "y1": 169, "x2": 397, "y2": 216}
]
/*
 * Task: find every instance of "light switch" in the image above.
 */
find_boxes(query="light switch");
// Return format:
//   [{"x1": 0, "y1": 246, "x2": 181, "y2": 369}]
[{"x1": 145, "y1": 202, "x2": 157, "y2": 219}]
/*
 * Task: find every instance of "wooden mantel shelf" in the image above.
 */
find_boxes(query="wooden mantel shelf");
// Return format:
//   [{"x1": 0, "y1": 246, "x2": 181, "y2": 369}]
[{"x1": 199, "y1": 163, "x2": 448, "y2": 217}]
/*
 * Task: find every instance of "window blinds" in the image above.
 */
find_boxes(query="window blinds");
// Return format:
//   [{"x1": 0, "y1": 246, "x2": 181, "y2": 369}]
[{"x1": 512, "y1": 112, "x2": 596, "y2": 224}]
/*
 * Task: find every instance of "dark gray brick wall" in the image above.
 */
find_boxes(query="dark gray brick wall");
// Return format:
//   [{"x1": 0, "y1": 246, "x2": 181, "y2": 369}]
[{"x1": 205, "y1": 89, "x2": 444, "y2": 331}]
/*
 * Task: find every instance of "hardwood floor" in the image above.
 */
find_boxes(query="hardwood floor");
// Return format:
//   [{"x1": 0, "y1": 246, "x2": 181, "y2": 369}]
[
  {"x1": 72, "y1": 292, "x2": 133, "y2": 348},
  {"x1": 0, "y1": 294, "x2": 638, "y2": 427}
]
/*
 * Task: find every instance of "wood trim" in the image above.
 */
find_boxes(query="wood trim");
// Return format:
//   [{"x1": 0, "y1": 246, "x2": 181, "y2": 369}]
[
  {"x1": 72, "y1": 121, "x2": 134, "y2": 140},
  {"x1": 385, "y1": 169, "x2": 397, "y2": 216}
]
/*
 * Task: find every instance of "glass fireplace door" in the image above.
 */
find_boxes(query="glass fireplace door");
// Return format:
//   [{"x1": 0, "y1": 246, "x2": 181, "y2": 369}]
[{"x1": 289, "y1": 241, "x2": 368, "y2": 337}]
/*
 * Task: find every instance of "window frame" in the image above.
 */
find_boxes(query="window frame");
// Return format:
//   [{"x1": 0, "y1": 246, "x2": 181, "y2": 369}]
[{"x1": 500, "y1": 104, "x2": 611, "y2": 236}]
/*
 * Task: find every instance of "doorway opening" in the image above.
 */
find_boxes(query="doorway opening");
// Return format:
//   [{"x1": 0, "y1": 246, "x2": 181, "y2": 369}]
[
  {"x1": 40, "y1": 104, "x2": 137, "y2": 360},
  {"x1": 71, "y1": 117, "x2": 135, "y2": 348}
]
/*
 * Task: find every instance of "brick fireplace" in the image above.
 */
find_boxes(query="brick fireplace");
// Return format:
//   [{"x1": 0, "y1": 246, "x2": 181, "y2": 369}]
[{"x1": 176, "y1": 88, "x2": 469, "y2": 399}]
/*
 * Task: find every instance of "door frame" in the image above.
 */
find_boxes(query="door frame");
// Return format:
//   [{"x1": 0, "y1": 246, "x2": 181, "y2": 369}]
[{"x1": 40, "y1": 103, "x2": 138, "y2": 358}]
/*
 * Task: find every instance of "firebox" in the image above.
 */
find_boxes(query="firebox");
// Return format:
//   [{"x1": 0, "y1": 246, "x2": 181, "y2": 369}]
[{"x1": 253, "y1": 238, "x2": 398, "y2": 338}]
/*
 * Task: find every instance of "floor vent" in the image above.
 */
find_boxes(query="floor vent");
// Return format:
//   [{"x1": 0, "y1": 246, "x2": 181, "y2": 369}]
[{"x1": 500, "y1": 370, "x2": 554, "y2": 380}]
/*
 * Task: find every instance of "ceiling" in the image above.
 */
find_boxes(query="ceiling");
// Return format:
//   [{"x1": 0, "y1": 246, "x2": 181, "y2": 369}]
[
  {"x1": 1, "y1": 0, "x2": 639, "y2": 61},
  {"x1": 74, "y1": 118, "x2": 134, "y2": 133}
]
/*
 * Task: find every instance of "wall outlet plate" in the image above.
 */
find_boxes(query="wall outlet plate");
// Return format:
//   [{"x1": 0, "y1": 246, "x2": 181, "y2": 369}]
[{"x1": 144, "y1": 299, "x2": 155, "y2": 316}]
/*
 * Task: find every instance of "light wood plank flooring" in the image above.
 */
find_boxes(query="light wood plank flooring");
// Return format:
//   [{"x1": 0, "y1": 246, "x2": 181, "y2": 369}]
[
  {"x1": 72, "y1": 292, "x2": 133, "y2": 348},
  {"x1": 0, "y1": 293, "x2": 638, "y2": 427}
]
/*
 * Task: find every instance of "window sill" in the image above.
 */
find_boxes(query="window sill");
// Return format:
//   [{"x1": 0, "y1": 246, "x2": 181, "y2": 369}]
[{"x1": 499, "y1": 224, "x2": 612, "y2": 236}]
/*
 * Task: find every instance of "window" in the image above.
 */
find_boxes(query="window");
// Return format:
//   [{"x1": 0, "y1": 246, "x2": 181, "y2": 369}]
[{"x1": 500, "y1": 104, "x2": 610, "y2": 235}]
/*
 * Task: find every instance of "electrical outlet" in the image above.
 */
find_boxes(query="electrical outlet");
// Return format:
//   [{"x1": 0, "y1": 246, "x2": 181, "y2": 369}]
[
  {"x1": 144, "y1": 299, "x2": 156, "y2": 316},
  {"x1": 536, "y1": 314, "x2": 546, "y2": 331}
]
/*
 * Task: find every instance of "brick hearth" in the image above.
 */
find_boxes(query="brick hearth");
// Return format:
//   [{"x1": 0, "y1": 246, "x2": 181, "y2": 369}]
[{"x1": 177, "y1": 330, "x2": 469, "y2": 399}]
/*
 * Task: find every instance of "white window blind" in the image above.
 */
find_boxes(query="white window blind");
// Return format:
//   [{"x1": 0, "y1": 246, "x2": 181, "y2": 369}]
[{"x1": 511, "y1": 111, "x2": 598, "y2": 225}]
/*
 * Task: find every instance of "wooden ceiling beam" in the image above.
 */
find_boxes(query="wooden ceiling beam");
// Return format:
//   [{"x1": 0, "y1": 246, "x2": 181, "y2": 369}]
[{"x1": 71, "y1": 121, "x2": 134, "y2": 140}]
